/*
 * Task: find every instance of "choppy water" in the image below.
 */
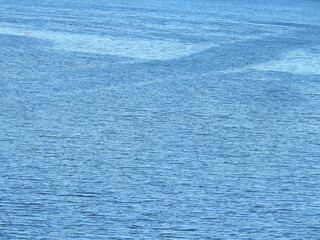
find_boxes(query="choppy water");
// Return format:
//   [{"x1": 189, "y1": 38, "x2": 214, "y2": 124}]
[{"x1": 1, "y1": 0, "x2": 320, "y2": 239}]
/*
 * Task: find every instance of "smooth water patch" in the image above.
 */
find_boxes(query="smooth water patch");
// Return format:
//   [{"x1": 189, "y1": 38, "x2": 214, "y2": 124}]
[
  {"x1": 0, "y1": 25, "x2": 216, "y2": 60},
  {"x1": 250, "y1": 49, "x2": 320, "y2": 75}
]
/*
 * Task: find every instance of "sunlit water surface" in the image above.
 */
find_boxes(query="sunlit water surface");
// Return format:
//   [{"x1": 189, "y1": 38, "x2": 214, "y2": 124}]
[{"x1": 1, "y1": 0, "x2": 320, "y2": 239}]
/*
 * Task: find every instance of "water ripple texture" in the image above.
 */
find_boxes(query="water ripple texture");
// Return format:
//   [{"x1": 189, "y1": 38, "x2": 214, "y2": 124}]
[{"x1": 1, "y1": 0, "x2": 320, "y2": 239}]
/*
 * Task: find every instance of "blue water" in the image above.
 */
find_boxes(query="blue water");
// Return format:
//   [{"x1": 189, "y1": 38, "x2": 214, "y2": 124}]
[{"x1": 1, "y1": 0, "x2": 320, "y2": 239}]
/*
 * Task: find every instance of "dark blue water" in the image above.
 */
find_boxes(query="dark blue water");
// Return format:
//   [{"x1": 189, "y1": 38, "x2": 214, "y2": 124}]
[{"x1": 1, "y1": 0, "x2": 320, "y2": 239}]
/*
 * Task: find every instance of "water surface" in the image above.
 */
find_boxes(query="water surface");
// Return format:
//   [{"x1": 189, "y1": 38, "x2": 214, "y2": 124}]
[{"x1": 1, "y1": 0, "x2": 320, "y2": 239}]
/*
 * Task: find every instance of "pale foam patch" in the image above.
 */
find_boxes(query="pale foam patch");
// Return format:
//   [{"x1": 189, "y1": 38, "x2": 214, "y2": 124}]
[
  {"x1": 250, "y1": 49, "x2": 320, "y2": 75},
  {"x1": 0, "y1": 25, "x2": 215, "y2": 60}
]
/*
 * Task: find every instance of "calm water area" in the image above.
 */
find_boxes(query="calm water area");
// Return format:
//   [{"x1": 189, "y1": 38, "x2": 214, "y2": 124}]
[{"x1": 1, "y1": 0, "x2": 320, "y2": 239}]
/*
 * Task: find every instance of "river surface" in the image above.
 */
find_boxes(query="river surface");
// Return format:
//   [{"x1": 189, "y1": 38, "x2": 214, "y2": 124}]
[{"x1": 1, "y1": 0, "x2": 320, "y2": 239}]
